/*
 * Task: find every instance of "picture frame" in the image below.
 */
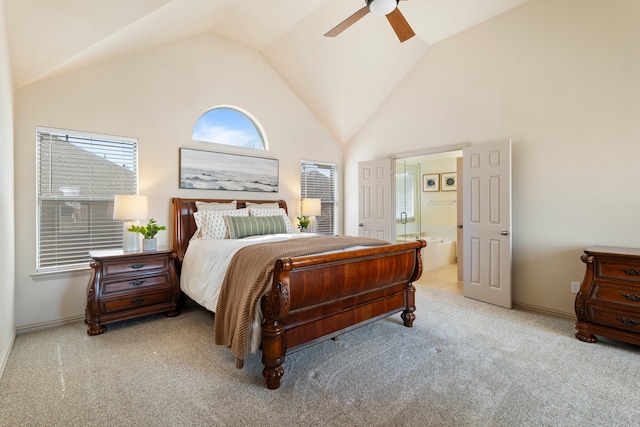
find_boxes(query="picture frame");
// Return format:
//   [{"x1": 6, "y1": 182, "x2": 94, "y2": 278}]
[
  {"x1": 422, "y1": 174, "x2": 440, "y2": 192},
  {"x1": 179, "y1": 148, "x2": 279, "y2": 192},
  {"x1": 441, "y1": 172, "x2": 457, "y2": 191}
]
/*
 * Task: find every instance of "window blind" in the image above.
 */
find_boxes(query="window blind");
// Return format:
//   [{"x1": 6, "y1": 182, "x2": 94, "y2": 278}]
[
  {"x1": 301, "y1": 161, "x2": 337, "y2": 235},
  {"x1": 395, "y1": 172, "x2": 415, "y2": 221},
  {"x1": 36, "y1": 127, "x2": 138, "y2": 271}
]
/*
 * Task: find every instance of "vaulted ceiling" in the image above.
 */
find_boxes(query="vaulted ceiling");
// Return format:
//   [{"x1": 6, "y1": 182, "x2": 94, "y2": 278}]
[{"x1": 3, "y1": 0, "x2": 528, "y2": 143}]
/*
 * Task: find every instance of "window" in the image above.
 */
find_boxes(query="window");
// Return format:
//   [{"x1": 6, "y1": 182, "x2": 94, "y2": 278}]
[
  {"x1": 192, "y1": 106, "x2": 267, "y2": 150},
  {"x1": 301, "y1": 161, "x2": 337, "y2": 235},
  {"x1": 36, "y1": 127, "x2": 138, "y2": 272},
  {"x1": 395, "y1": 172, "x2": 416, "y2": 221}
]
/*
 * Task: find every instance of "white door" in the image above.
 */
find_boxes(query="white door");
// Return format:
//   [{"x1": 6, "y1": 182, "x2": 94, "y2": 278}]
[
  {"x1": 358, "y1": 159, "x2": 394, "y2": 241},
  {"x1": 462, "y1": 140, "x2": 512, "y2": 308}
]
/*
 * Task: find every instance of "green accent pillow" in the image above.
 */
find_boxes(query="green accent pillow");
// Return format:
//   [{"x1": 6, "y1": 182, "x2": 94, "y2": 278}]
[{"x1": 224, "y1": 215, "x2": 288, "y2": 239}]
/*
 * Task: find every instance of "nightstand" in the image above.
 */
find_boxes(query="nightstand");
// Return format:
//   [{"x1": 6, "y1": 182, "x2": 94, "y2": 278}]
[{"x1": 85, "y1": 248, "x2": 180, "y2": 335}]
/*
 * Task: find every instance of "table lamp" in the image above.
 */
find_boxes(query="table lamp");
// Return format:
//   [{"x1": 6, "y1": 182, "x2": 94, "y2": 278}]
[
  {"x1": 113, "y1": 195, "x2": 148, "y2": 252},
  {"x1": 301, "y1": 198, "x2": 322, "y2": 233}
]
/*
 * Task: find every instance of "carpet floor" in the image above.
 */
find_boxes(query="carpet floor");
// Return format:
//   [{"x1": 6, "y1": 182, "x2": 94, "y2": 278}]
[{"x1": 1, "y1": 286, "x2": 639, "y2": 426}]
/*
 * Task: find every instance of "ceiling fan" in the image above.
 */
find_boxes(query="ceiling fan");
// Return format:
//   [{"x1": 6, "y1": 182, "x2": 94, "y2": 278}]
[{"x1": 325, "y1": 0, "x2": 415, "y2": 43}]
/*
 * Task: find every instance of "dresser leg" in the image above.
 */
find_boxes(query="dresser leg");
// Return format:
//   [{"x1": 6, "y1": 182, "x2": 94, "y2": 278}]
[
  {"x1": 165, "y1": 309, "x2": 180, "y2": 317},
  {"x1": 87, "y1": 324, "x2": 106, "y2": 335},
  {"x1": 575, "y1": 322, "x2": 597, "y2": 343}
]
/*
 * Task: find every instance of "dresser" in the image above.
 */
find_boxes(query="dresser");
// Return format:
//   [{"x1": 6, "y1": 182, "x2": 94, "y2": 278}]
[
  {"x1": 575, "y1": 246, "x2": 640, "y2": 346},
  {"x1": 85, "y1": 248, "x2": 180, "y2": 335}
]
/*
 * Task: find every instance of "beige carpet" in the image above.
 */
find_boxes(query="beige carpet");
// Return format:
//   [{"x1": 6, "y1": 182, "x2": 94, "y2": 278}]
[{"x1": 1, "y1": 286, "x2": 639, "y2": 426}]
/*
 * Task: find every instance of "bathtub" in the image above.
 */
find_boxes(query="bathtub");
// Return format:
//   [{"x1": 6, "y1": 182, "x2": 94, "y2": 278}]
[{"x1": 421, "y1": 237, "x2": 456, "y2": 271}]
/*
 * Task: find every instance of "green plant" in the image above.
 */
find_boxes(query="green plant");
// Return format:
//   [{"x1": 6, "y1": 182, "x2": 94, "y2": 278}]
[
  {"x1": 297, "y1": 216, "x2": 310, "y2": 230},
  {"x1": 128, "y1": 218, "x2": 166, "y2": 239}
]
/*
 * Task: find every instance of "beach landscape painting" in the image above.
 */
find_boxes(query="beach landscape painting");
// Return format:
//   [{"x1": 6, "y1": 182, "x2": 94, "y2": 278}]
[{"x1": 180, "y1": 148, "x2": 278, "y2": 192}]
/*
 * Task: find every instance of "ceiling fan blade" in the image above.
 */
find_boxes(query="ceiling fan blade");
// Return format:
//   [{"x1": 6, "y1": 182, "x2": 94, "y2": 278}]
[
  {"x1": 386, "y1": 8, "x2": 415, "y2": 42},
  {"x1": 324, "y1": 6, "x2": 370, "y2": 38}
]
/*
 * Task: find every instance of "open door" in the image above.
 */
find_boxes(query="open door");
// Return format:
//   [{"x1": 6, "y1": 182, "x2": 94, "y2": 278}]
[
  {"x1": 358, "y1": 159, "x2": 394, "y2": 241},
  {"x1": 462, "y1": 140, "x2": 512, "y2": 308}
]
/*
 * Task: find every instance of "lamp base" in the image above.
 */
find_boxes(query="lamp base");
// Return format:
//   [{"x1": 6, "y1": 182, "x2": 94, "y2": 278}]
[{"x1": 123, "y1": 221, "x2": 140, "y2": 252}]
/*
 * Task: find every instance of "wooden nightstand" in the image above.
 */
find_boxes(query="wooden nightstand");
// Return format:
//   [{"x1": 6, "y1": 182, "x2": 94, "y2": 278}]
[
  {"x1": 575, "y1": 246, "x2": 640, "y2": 346},
  {"x1": 85, "y1": 248, "x2": 180, "y2": 335}
]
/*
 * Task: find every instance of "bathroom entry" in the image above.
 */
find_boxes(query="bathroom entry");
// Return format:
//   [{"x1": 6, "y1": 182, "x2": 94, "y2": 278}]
[{"x1": 394, "y1": 151, "x2": 462, "y2": 277}]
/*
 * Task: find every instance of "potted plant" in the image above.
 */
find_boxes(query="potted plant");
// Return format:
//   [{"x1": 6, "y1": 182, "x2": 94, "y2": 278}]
[
  {"x1": 297, "y1": 216, "x2": 310, "y2": 232},
  {"x1": 128, "y1": 218, "x2": 166, "y2": 251}
]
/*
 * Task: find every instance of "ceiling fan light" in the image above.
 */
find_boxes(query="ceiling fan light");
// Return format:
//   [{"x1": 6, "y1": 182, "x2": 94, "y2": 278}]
[{"x1": 369, "y1": 0, "x2": 397, "y2": 16}]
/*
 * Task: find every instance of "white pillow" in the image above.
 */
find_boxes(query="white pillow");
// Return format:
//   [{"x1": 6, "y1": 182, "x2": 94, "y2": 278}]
[
  {"x1": 193, "y1": 208, "x2": 249, "y2": 239},
  {"x1": 248, "y1": 207, "x2": 297, "y2": 234},
  {"x1": 245, "y1": 202, "x2": 280, "y2": 210},
  {"x1": 196, "y1": 200, "x2": 237, "y2": 211}
]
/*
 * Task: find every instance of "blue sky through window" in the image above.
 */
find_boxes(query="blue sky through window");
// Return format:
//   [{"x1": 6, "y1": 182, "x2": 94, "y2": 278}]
[{"x1": 192, "y1": 107, "x2": 265, "y2": 149}]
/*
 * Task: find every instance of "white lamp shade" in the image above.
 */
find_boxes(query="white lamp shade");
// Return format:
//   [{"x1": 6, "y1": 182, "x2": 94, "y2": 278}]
[
  {"x1": 369, "y1": 0, "x2": 397, "y2": 16},
  {"x1": 301, "y1": 198, "x2": 322, "y2": 217},
  {"x1": 113, "y1": 195, "x2": 148, "y2": 220}
]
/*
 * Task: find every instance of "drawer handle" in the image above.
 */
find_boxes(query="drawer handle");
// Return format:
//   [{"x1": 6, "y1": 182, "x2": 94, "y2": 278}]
[
  {"x1": 131, "y1": 297, "x2": 145, "y2": 305},
  {"x1": 130, "y1": 264, "x2": 146, "y2": 270},
  {"x1": 622, "y1": 293, "x2": 640, "y2": 302},
  {"x1": 621, "y1": 269, "x2": 640, "y2": 276},
  {"x1": 129, "y1": 280, "x2": 146, "y2": 287},
  {"x1": 617, "y1": 317, "x2": 640, "y2": 327}
]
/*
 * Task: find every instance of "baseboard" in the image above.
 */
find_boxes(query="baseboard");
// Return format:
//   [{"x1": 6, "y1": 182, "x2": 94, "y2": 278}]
[
  {"x1": 0, "y1": 330, "x2": 16, "y2": 381},
  {"x1": 513, "y1": 301, "x2": 575, "y2": 320},
  {"x1": 16, "y1": 314, "x2": 85, "y2": 335}
]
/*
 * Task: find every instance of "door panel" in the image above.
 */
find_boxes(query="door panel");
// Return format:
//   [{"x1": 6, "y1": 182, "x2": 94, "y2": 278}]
[
  {"x1": 462, "y1": 140, "x2": 512, "y2": 308},
  {"x1": 358, "y1": 159, "x2": 393, "y2": 241}
]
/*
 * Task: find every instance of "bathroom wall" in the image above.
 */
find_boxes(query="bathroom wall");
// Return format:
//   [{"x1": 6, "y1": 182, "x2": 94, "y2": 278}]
[{"x1": 419, "y1": 157, "x2": 458, "y2": 241}]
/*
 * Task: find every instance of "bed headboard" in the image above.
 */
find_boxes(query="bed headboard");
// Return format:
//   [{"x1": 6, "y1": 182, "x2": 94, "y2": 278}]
[{"x1": 171, "y1": 198, "x2": 288, "y2": 263}]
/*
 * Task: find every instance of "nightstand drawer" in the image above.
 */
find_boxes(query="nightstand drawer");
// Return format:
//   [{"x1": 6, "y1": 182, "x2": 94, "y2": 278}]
[
  {"x1": 102, "y1": 273, "x2": 172, "y2": 295},
  {"x1": 103, "y1": 257, "x2": 168, "y2": 277},
  {"x1": 101, "y1": 290, "x2": 173, "y2": 313},
  {"x1": 596, "y1": 261, "x2": 640, "y2": 283},
  {"x1": 588, "y1": 306, "x2": 640, "y2": 333}
]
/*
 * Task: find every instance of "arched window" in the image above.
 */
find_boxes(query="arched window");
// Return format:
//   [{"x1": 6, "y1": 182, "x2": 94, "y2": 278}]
[{"x1": 192, "y1": 106, "x2": 267, "y2": 150}]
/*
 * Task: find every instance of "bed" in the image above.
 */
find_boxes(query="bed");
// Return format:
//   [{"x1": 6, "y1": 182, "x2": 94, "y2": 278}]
[{"x1": 172, "y1": 197, "x2": 426, "y2": 389}]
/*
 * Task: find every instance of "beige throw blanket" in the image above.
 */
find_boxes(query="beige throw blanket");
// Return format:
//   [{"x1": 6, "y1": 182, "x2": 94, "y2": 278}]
[{"x1": 214, "y1": 236, "x2": 389, "y2": 360}]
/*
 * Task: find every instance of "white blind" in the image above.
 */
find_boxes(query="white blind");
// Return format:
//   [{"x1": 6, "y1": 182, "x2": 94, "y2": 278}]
[
  {"x1": 395, "y1": 172, "x2": 415, "y2": 221},
  {"x1": 36, "y1": 127, "x2": 138, "y2": 271},
  {"x1": 301, "y1": 161, "x2": 337, "y2": 235}
]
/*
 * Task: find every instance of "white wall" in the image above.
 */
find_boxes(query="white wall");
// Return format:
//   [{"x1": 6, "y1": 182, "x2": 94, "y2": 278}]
[
  {"x1": 0, "y1": 2, "x2": 16, "y2": 375},
  {"x1": 13, "y1": 33, "x2": 343, "y2": 329},
  {"x1": 345, "y1": 0, "x2": 640, "y2": 316}
]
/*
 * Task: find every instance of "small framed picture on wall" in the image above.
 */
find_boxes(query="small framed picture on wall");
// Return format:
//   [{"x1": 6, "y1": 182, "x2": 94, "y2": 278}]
[
  {"x1": 441, "y1": 172, "x2": 457, "y2": 191},
  {"x1": 422, "y1": 174, "x2": 440, "y2": 192}
]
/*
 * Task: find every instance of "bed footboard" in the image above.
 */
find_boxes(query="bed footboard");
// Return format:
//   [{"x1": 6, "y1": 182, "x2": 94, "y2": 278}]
[{"x1": 261, "y1": 240, "x2": 425, "y2": 390}]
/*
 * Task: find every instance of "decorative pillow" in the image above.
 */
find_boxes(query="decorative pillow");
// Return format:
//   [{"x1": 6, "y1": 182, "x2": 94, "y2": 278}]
[
  {"x1": 248, "y1": 207, "x2": 297, "y2": 234},
  {"x1": 225, "y1": 215, "x2": 287, "y2": 239},
  {"x1": 196, "y1": 200, "x2": 237, "y2": 211},
  {"x1": 193, "y1": 208, "x2": 248, "y2": 239},
  {"x1": 245, "y1": 202, "x2": 280, "y2": 210}
]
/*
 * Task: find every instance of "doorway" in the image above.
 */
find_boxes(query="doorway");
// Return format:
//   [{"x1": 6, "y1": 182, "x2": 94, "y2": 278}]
[{"x1": 394, "y1": 150, "x2": 463, "y2": 289}]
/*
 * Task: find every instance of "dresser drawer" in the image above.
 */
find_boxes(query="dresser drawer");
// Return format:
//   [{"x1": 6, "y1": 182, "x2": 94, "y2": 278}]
[
  {"x1": 101, "y1": 273, "x2": 172, "y2": 295},
  {"x1": 590, "y1": 282, "x2": 640, "y2": 308},
  {"x1": 596, "y1": 260, "x2": 640, "y2": 283},
  {"x1": 588, "y1": 305, "x2": 640, "y2": 333},
  {"x1": 102, "y1": 257, "x2": 168, "y2": 277},
  {"x1": 100, "y1": 290, "x2": 173, "y2": 313}
]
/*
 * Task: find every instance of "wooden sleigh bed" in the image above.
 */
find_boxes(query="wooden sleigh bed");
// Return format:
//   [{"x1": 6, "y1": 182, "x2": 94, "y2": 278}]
[{"x1": 172, "y1": 197, "x2": 425, "y2": 389}]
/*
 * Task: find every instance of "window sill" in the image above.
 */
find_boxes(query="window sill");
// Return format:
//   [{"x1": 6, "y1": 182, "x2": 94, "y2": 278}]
[{"x1": 30, "y1": 267, "x2": 92, "y2": 282}]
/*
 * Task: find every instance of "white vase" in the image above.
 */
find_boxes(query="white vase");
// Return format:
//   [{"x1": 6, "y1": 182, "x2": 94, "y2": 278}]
[{"x1": 143, "y1": 238, "x2": 157, "y2": 251}]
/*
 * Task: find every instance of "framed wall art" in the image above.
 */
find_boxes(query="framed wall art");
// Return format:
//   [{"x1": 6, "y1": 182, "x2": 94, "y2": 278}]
[
  {"x1": 441, "y1": 172, "x2": 457, "y2": 191},
  {"x1": 422, "y1": 174, "x2": 440, "y2": 192},
  {"x1": 179, "y1": 148, "x2": 279, "y2": 192}
]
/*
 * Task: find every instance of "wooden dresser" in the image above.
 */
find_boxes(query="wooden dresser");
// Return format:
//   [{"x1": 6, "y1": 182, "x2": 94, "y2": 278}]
[
  {"x1": 575, "y1": 246, "x2": 640, "y2": 346},
  {"x1": 85, "y1": 248, "x2": 180, "y2": 335}
]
